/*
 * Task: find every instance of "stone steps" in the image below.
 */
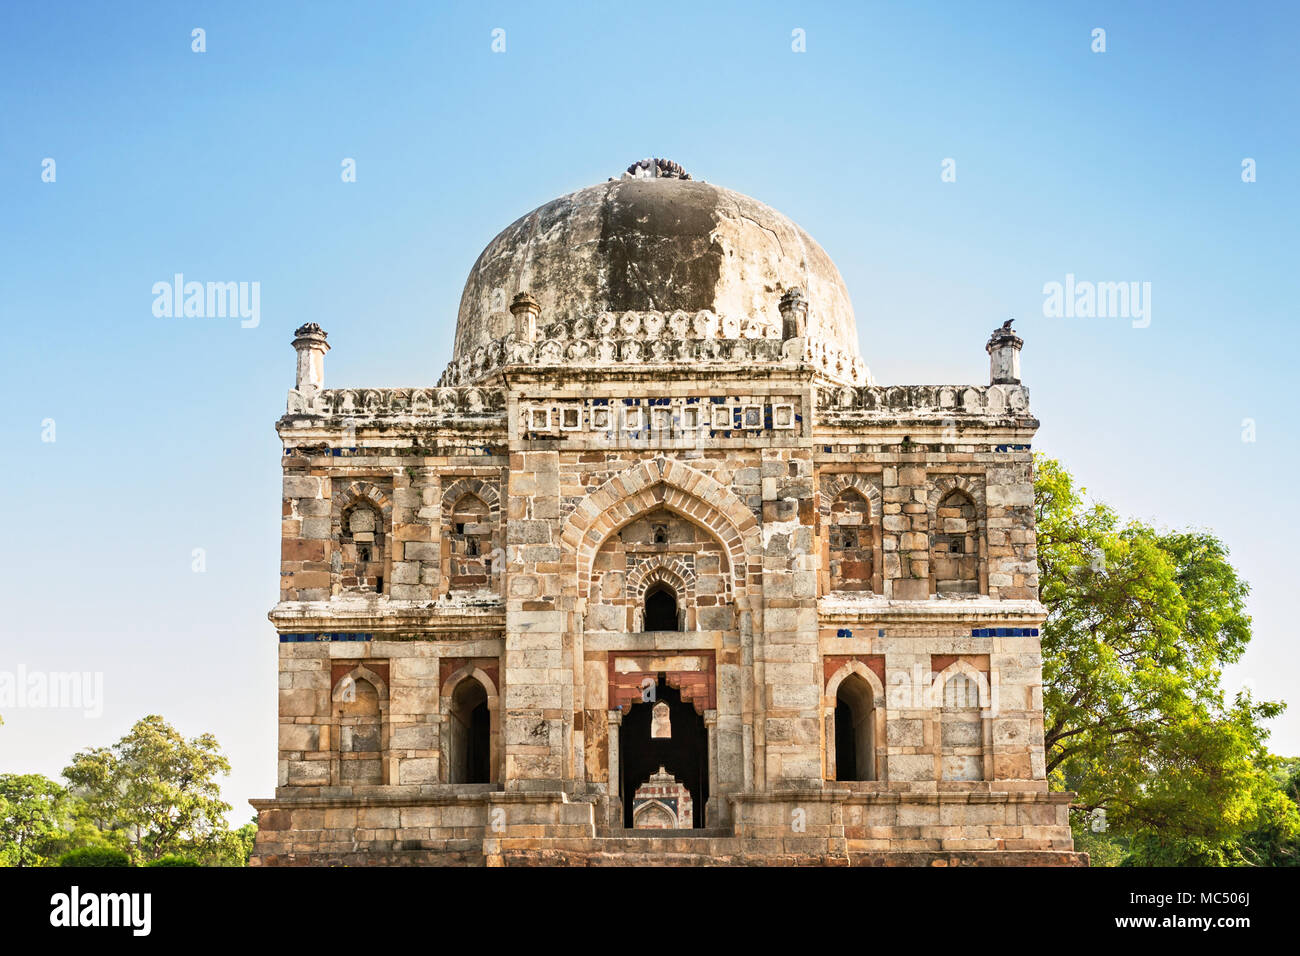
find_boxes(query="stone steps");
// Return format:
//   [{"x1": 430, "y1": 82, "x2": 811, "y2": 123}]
[
  {"x1": 594, "y1": 827, "x2": 733, "y2": 839},
  {"x1": 493, "y1": 835, "x2": 851, "y2": 867}
]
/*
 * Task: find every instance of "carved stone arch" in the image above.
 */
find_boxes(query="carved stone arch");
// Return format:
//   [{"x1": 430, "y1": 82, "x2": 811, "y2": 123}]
[
  {"x1": 885, "y1": 386, "x2": 911, "y2": 408},
  {"x1": 931, "y1": 660, "x2": 991, "y2": 782},
  {"x1": 819, "y1": 474, "x2": 882, "y2": 519},
  {"x1": 927, "y1": 474, "x2": 986, "y2": 597},
  {"x1": 929, "y1": 660, "x2": 992, "y2": 710},
  {"x1": 626, "y1": 556, "x2": 697, "y2": 602},
  {"x1": 439, "y1": 665, "x2": 501, "y2": 784},
  {"x1": 926, "y1": 473, "x2": 985, "y2": 517},
  {"x1": 633, "y1": 799, "x2": 678, "y2": 829},
  {"x1": 331, "y1": 481, "x2": 393, "y2": 535},
  {"x1": 560, "y1": 459, "x2": 759, "y2": 604},
  {"x1": 825, "y1": 660, "x2": 885, "y2": 702},
  {"x1": 330, "y1": 664, "x2": 390, "y2": 786},
  {"x1": 333, "y1": 664, "x2": 389, "y2": 704},
  {"x1": 331, "y1": 482, "x2": 394, "y2": 596},
  {"x1": 824, "y1": 661, "x2": 887, "y2": 783},
  {"x1": 624, "y1": 557, "x2": 697, "y2": 631},
  {"x1": 441, "y1": 479, "x2": 501, "y2": 593},
  {"x1": 440, "y1": 476, "x2": 501, "y2": 514},
  {"x1": 440, "y1": 663, "x2": 499, "y2": 706},
  {"x1": 819, "y1": 474, "x2": 883, "y2": 596}
]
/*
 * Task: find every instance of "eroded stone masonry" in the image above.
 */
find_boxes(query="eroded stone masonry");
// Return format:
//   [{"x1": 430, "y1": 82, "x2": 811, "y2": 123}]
[{"x1": 250, "y1": 160, "x2": 1085, "y2": 866}]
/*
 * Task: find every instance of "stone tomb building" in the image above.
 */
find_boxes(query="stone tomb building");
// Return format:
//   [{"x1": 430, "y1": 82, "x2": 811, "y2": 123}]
[{"x1": 250, "y1": 159, "x2": 1085, "y2": 866}]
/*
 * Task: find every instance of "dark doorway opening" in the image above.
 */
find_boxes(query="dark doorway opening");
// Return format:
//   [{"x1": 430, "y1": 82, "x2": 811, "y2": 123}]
[
  {"x1": 620, "y1": 677, "x2": 708, "y2": 827},
  {"x1": 834, "y1": 699, "x2": 857, "y2": 780},
  {"x1": 644, "y1": 584, "x2": 679, "y2": 631},
  {"x1": 449, "y1": 678, "x2": 491, "y2": 784},
  {"x1": 467, "y1": 698, "x2": 490, "y2": 783},
  {"x1": 834, "y1": 673, "x2": 875, "y2": 781}
]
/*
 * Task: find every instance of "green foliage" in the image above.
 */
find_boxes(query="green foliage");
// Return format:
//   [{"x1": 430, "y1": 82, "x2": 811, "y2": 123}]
[
  {"x1": 146, "y1": 854, "x2": 201, "y2": 866},
  {"x1": 1069, "y1": 813, "x2": 1127, "y2": 868},
  {"x1": 174, "y1": 818, "x2": 257, "y2": 866},
  {"x1": 57, "y1": 846, "x2": 131, "y2": 867},
  {"x1": 63, "y1": 714, "x2": 233, "y2": 864},
  {"x1": 0, "y1": 774, "x2": 73, "y2": 867},
  {"x1": 229, "y1": 820, "x2": 258, "y2": 866},
  {"x1": 1235, "y1": 757, "x2": 1300, "y2": 866},
  {"x1": 1036, "y1": 456, "x2": 1300, "y2": 865}
]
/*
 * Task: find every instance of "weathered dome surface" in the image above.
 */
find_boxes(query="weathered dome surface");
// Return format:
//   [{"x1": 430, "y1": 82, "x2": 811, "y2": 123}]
[{"x1": 453, "y1": 173, "x2": 861, "y2": 364}]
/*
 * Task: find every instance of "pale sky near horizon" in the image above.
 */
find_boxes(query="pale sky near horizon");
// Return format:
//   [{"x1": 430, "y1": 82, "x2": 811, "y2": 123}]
[{"x1": 2, "y1": 1, "x2": 1297, "y2": 822}]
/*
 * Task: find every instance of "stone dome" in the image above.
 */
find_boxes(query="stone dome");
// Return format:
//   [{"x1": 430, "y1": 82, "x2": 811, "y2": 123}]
[{"x1": 452, "y1": 162, "x2": 862, "y2": 366}]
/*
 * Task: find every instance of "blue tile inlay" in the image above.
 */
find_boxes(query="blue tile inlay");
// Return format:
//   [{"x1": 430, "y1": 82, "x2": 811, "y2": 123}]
[
  {"x1": 279, "y1": 632, "x2": 373, "y2": 643},
  {"x1": 970, "y1": 627, "x2": 1040, "y2": 638}
]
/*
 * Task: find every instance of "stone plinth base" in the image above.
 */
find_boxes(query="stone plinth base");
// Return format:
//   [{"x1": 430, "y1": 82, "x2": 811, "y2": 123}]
[{"x1": 250, "y1": 788, "x2": 1087, "y2": 867}]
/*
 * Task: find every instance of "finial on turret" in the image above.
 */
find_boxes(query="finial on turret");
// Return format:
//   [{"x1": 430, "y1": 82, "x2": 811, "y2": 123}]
[
  {"x1": 510, "y1": 291, "x2": 541, "y2": 343},
  {"x1": 292, "y1": 323, "x2": 330, "y2": 390},
  {"x1": 623, "y1": 158, "x2": 692, "y2": 180},
  {"x1": 986, "y1": 318, "x2": 1023, "y2": 385},
  {"x1": 779, "y1": 288, "x2": 809, "y2": 340}
]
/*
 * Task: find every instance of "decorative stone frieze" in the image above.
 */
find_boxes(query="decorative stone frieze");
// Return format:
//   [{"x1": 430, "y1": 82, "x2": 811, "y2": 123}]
[
  {"x1": 816, "y1": 383, "x2": 1032, "y2": 418},
  {"x1": 286, "y1": 385, "x2": 507, "y2": 420},
  {"x1": 436, "y1": 310, "x2": 869, "y2": 388},
  {"x1": 519, "y1": 395, "x2": 801, "y2": 441}
]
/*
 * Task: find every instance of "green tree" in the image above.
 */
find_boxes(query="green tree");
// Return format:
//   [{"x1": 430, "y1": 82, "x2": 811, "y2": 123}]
[
  {"x1": 1237, "y1": 757, "x2": 1300, "y2": 866},
  {"x1": 62, "y1": 715, "x2": 233, "y2": 864},
  {"x1": 57, "y1": 846, "x2": 131, "y2": 867},
  {"x1": 0, "y1": 774, "x2": 72, "y2": 867},
  {"x1": 229, "y1": 819, "x2": 258, "y2": 866},
  {"x1": 1035, "y1": 456, "x2": 1299, "y2": 865},
  {"x1": 179, "y1": 817, "x2": 257, "y2": 866}
]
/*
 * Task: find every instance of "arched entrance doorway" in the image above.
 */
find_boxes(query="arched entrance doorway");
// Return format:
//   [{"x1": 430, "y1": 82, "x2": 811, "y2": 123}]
[
  {"x1": 834, "y1": 672, "x2": 875, "y2": 781},
  {"x1": 619, "y1": 677, "x2": 708, "y2": 827},
  {"x1": 643, "y1": 583, "x2": 680, "y2": 631},
  {"x1": 448, "y1": 677, "x2": 491, "y2": 784}
]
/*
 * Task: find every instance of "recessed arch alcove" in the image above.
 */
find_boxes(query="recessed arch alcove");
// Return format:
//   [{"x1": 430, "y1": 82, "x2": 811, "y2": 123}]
[{"x1": 619, "y1": 678, "x2": 708, "y2": 828}]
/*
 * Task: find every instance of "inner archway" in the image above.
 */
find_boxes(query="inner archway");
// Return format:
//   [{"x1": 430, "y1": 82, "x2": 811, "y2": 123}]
[
  {"x1": 448, "y1": 677, "x2": 490, "y2": 784},
  {"x1": 644, "y1": 583, "x2": 679, "y2": 631},
  {"x1": 620, "y1": 678, "x2": 708, "y2": 827},
  {"x1": 834, "y1": 672, "x2": 875, "y2": 781}
]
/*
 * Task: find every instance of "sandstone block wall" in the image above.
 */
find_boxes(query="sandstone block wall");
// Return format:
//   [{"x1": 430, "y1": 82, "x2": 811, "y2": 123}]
[{"x1": 257, "y1": 370, "x2": 1076, "y2": 865}]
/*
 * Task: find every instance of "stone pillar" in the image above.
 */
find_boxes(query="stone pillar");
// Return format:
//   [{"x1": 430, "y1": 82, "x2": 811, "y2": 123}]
[
  {"x1": 779, "y1": 288, "x2": 808, "y2": 340},
  {"x1": 510, "y1": 291, "x2": 541, "y2": 344},
  {"x1": 503, "y1": 449, "x2": 569, "y2": 791},
  {"x1": 704, "y1": 709, "x2": 719, "y2": 826},
  {"x1": 758, "y1": 447, "x2": 823, "y2": 789},
  {"x1": 292, "y1": 323, "x2": 330, "y2": 391},
  {"x1": 608, "y1": 708, "x2": 623, "y2": 827},
  {"x1": 986, "y1": 320, "x2": 1023, "y2": 385}
]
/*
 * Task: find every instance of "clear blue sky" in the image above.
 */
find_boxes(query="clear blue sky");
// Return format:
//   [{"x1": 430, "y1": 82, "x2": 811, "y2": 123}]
[{"x1": 2, "y1": 1, "x2": 1297, "y2": 821}]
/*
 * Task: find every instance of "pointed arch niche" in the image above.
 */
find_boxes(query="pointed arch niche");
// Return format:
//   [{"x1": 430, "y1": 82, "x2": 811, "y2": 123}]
[
  {"x1": 561, "y1": 459, "x2": 760, "y2": 610},
  {"x1": 824, "y1": 659, "x2": 887, "y2": 783},
  {"x1": 818, "y1": 473, "x2": 883, "y2": 596},
  {"x1": 439, "y1": 664, "x2": 501, "y2": 785},
  {"x1": 331, "y1": 664, "x2": 390, "y2": 786},
  {"x1": 569, "y1": 461, "x2": 758, "y2": 634}
]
